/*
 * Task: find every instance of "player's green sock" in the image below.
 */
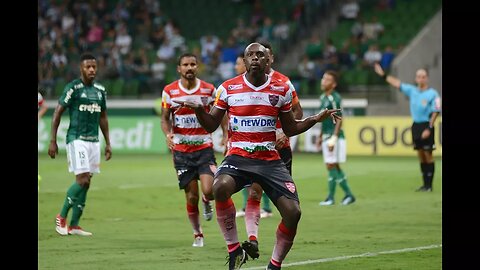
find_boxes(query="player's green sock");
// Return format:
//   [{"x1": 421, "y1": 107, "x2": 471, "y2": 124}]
[
  {"x1": 70, "y1": 186, "x2": 88, "y2": 226},
  {"x1": 327, "y1": 168, "x2": 338, "y2": 199},
  {"x1": 60, "y1": 182, "x2": 83, "y2": 217},
  {"x1": 241, "y1": 187, "x2": 248, "y2": 210},
  {"x1": 337, "y1": 169, "x2": 353, "y2": 197},
  {"x1": 261, "y1": 192, "x2": 272, "y2": 212}
]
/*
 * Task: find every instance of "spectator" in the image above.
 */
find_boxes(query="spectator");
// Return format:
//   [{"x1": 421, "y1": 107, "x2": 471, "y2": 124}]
[{"x1": 340, "y1": 0, "x2": 360, "y2": 21}]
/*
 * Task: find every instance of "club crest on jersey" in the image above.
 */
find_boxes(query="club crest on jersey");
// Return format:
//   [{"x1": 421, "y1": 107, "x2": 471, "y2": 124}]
[
  {"x1": 269, "y1": 94, "x2": 279, "y2": 106},
  {"x1": 285, "y1": 182, "x2": 296, "y2": 193},
  {"x1": 201, "y1": 96, "x2": 209, "y2": 106}
]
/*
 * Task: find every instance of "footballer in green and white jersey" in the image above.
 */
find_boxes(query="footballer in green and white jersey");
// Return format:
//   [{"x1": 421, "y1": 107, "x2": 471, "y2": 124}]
[
  {"x1": 58, "y1": 78, "x2": 107, "y2": 144},
  {"x1": 319, "y1": 91, "x2": 344, "y2": 140}
]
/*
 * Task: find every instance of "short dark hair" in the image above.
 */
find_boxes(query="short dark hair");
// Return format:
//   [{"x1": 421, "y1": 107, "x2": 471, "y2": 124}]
[
  {"x1": 324, "y1": 70, "x2": 339, "y2": 84},
  {"x1": 259, "y1": 41, "x2": 273, "y2": 53},
  {"x1": 80, "y1": 53, "x2": 96, "y2": 62},
  {"x1": 177, "y1": 53, "x2": 197, "y2": 66}
]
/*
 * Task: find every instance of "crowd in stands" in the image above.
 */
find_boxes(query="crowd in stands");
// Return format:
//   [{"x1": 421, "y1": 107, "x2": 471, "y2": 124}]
[
  {"x1": 38, "y1": 0, "x2": 327, "y2": 98},
  {"x1": 297, "y1": 0, "x2": 400, "y2": 94}
]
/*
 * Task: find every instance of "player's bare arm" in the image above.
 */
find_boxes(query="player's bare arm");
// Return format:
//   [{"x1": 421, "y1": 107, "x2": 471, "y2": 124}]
[
  {"x1": 160, "y1": 107, "x2": 175, "y2": 150},
  {"x1": 48, "y1": 104, "x2": 67, "y2": 159},
  {"x1": 280, "y1": 108, "x2": 341, "y2": 137},
  {"x1": 374, "y1": 62, "x2": 401, "y2": 89},
  {"x1": 100, "y1": 110, "x2": 112, "y2": 161}
]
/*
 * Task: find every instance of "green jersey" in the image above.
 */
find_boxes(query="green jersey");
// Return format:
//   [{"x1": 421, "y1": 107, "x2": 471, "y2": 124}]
[
  {"x1": 319, "y1": 91, "x2": 344, "y2": 139},
  {"x1": 58, "y1": 79, "x2": 107, "y2": 144}
]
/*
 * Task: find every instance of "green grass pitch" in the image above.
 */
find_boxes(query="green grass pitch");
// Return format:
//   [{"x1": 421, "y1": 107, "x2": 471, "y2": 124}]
[{"x1": 38, "y1": 153, "x2": 442, "y2": 270}]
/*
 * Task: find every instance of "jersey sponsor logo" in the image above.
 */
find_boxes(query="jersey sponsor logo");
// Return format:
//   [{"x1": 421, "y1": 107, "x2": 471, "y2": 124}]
[
  {"x1": 79, "y1": 103, "x2": 102, "y2": 113},
  {"x1": 435, "y1": 97, "x2": 441, "y2": 110},
  {"x1": 179, "y1": 138, "x2": 205, "y2": 145},
  {"x1": 228, "y1": 84, "x2": 243, "y2": 90},
  {"x1": 218, "y1": 164, "x2": 238, "y2": 170},
  {"x1": 177, "y1": 169, "x2": 188, "y2": 176},
  {"x1": 175, "y1": 116, "x2": 197, "y2": 125},
  {"x1": 64, "y1": 88, "x2": 74, "y2": 103},
  {"x1": 200, "y1": 88, "x2": 211, "y2": 93},
  {"x1": 242, "y1": 145, "x2": 270, "y2": 153},
  {"x1": 201, "y1": 96, "x2": 209, "y2": 106},
  {"x1": 250, "y1": 96, "x2": 263, "y2": 100},
  {"x1": 74, "y1": 83, "x2": 84, "y2": 89},
  {"x1": 233, "y1": 117, "x2": 276, "y2": 128},
  {"x1": 270, "y1": 85, "x2": 285, "y2": 91},
  {"x1": 285, "y1": 182, "x2": 296, "y2": 193},
  {"x1": 170, "y1": 89, "x2": 180, "y2": 95},
  {"x1": 81, "y1": 92, "x2": 87, "y2": 98},
  {"x1": 269, "y1": 94, "x2": 279, "y2": 106}
]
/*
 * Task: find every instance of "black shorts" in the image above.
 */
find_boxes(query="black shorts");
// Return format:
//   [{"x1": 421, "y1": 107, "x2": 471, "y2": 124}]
[
  {"x1": 411, "y1": 122, "x2": 436, "y2": 151},
  {"x1": 215, "y1": 154, "x2": 299, "y2": 205},
  {"x1": 173, "y1": 147, "x2": 217, "y2": 189},
  {"x1": 279, "y1": 147, "x2": 292, "y2": 175}
]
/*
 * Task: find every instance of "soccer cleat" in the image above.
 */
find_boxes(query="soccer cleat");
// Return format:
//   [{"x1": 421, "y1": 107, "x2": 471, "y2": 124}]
[
  {"x1": 225, "y1": 246, "x2": 248, "y2": 270},
  {"x1": 242, "y1": 240, "x2": 259, "y2": 259},
  {"x1": 260, "y1": 209, "x2": 273, "y2": 218},
  {"x1": 203, "y1": 200, "x2": 213, "y2": 221},
  {"x1": 55, "y1": 214, "x2": 68, "y2": 236},
  {"x1": 236, "y1": 208, "x2": 246, "y2": 218},
  {"x1": 68, "y1": 226, "x2": 93, "y2": 236},
  {"x1": 341, "y1": 195, "x2": 356, "y2": 205},
  {"x1": 192, "y1": 235, "x2": 204, "y2": 247},
  {"x1": 266, "y1": 261, "x2": 281, "y2": 270},
  {"x1": 319, "y1": 198, "x2": 334, "y2": 206},
  {"x1": 416, "y1": 186, "x2": 432, "y2": 192}
]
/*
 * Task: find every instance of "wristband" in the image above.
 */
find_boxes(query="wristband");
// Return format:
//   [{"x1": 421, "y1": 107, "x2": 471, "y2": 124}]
[{"x1": 382, "y1": 73, "x2": 387, "y2": 80}]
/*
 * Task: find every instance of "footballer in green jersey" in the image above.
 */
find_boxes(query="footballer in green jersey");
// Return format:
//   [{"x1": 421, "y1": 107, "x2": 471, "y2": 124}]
[
  {"x1": 48, "y1": 53, "x2": 112, "y2": 236},
  {"x1": 316, "y1": 71, "x2": 355, "y2": 206}
]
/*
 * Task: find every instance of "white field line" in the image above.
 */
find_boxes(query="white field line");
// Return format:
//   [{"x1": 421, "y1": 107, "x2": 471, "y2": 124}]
[{"x1": 242, "y1": 244, "x2": 442, "y2": 269}]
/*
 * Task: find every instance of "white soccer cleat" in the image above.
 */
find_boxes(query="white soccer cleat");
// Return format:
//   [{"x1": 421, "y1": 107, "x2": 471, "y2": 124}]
[
  {"x1": 202, "y1": 200, "x2": 213, "y2": 221},
  {"x1": 235, "y1": 208, "x2": 246, "y2": 218},
  {"x1": 55, "y1": 214, "x2": 68, "y2": 236},
  {"x1": 319, "y1": 198, "x2": 334, "y2": 206},
  {"x1": 192, "y1": 236, "x2": 204, "y2": 247},
  {"x1": 68, "y1": 226, "x2": 93, "y2": 236},
  {"x1": 260, "y1": 209, "x2": 273, "y2": 218}
]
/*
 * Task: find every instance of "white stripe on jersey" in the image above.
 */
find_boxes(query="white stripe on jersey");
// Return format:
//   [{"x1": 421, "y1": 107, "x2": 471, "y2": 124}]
[
  {"x1": 230, "y1": 115, "x2": 277, "y2": 133},
  {"x1": 171, "y1": 96, "x2": 214, "y2": 106},
  {"x1": 174, "y1": 114, "x2": 202, "y2": 129},
  {"x1": 173, "y1": 134, "x2": 212, "y2": 145},
  {"x1": 227, "y1": 92, "x2": 287, "y2": 107},
  {"x1": 230, "y1": 141, "x2": 276, "y2": 152}
]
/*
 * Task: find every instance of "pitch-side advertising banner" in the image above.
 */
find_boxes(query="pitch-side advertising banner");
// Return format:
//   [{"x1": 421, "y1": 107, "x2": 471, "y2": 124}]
[{"x1": 38, "y1": 116, "x2": 441, "y2": 157}]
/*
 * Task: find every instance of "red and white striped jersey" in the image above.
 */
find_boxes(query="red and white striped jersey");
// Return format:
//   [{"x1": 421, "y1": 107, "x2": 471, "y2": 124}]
[
  {"x1": 162, "y1": 78, "x2": 216, "y2": 153},
  {"x1": 215, "y1": 74, "x2": 292, "y2": 161},
  {"x1": 269, "y1": 69, "x2": 300, "y2": 149},
  {"x1": 38, "y1": 92, "x2": 44, "y2": 109}
]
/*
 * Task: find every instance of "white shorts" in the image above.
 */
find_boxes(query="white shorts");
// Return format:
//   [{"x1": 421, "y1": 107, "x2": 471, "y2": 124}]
[
  {"x1": 322, "y1": 138, "x2": 346, "y2": 164},
  {"x1": 66, "y1": 140, "x2": 101, "y2": 175}
]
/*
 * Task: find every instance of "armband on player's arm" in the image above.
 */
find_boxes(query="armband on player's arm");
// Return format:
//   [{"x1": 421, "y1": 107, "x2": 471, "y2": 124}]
[{"x1": 327, "y1": 135, "x2": 338, "y2": 147}]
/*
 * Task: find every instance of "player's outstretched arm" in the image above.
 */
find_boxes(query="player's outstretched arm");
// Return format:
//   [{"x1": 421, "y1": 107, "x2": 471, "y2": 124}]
[
  {"x1": 280, "y1": 108, "x2": 341, "y2": 137},
  {"x1": 173, "y1": 100, "x2": 225, "y2": 133},
  {"x1": 374, "y1": 63, "x2": 401, "y2": 89}
]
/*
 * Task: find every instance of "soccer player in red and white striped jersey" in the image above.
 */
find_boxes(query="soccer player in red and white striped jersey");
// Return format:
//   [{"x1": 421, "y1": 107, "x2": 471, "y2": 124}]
[
  {"x1": 160, "y1": 53, "x2": 223, "y2": 248},
  {"x1": 175, "y1": 43, "x2": 341, "y2": 270}
]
